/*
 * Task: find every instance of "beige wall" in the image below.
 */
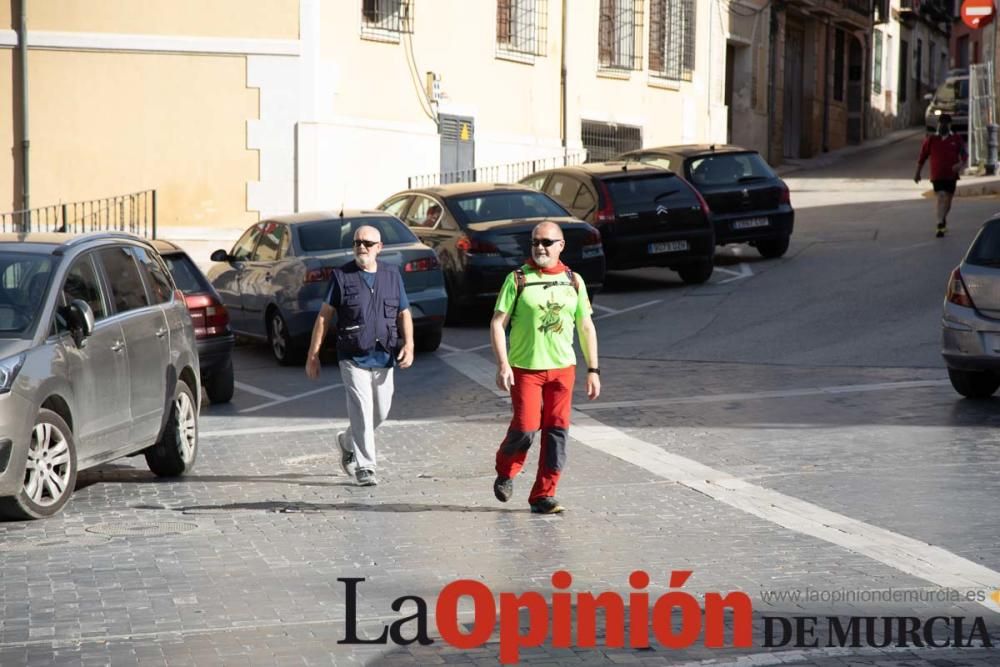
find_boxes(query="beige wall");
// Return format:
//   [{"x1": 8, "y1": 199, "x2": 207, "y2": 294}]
[
  {"x1": 0, "y1": 49, "x2": 13, "y2": 212},
  {"x1": 27, "y1": 0, "x2": 298, "y2": 40},
  {"x1": 26, "y1": 50, "x2": 258, "y2": 229}
]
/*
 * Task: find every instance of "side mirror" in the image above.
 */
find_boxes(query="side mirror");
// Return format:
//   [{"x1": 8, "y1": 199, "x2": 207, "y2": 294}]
[
  {"x1": 210, "y1": 249, "x2": 230, "y2": 263},
  {"x1": 924, "y1": 93, "x2": 934, "y2": 101},
  {"x1": 67, "y1": 299, "x2": 95, "y2": 346}
]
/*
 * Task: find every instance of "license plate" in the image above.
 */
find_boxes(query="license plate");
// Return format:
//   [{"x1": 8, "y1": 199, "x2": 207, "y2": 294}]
[
  {"x1": 582, "y1": 245, "x2": 603, "y2": 259},
  {"x1": 648, "y1": 240, "x2": 689, "y2": 254},
  {"x1": 732, "y1": 217, "x2": 769, "y2": 230}
]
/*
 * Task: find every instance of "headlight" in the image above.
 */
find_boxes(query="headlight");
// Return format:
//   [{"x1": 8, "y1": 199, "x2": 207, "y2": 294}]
[
  {"x1": 934, "y1": 109, "x2": 942, "y2": 116},
  {"x1": 0, "y1": 354, "x2": 25, "y2": 394}
]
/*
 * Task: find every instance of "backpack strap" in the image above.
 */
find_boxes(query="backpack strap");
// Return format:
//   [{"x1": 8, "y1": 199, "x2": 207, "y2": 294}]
[{"x1": 564, "y1": 267, "x2": 578, "y2": 293}]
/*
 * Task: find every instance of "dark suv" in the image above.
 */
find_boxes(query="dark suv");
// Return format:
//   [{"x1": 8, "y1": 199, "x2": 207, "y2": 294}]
[
  {"x1": 0, "y1": 232, "x2": 201, "y2": 520},
  {"x1": 521, "y1": 163, "x2": 715, "y2": 283}
]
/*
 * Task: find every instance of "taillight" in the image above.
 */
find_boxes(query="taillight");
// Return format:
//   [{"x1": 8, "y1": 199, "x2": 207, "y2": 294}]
[
  {"x1": 404, "y1": 255, "x2": 441, "y2": 272},
  {"x1": 946, "y1": 268, "x2": 975, "y2": 308},
  {"x1": 584, "y1": 229, "x2": 602, "y2": 246},
  {"x1": 456, "y1": 236, "x2": 500, "y2": 256},
  {"x1": 184, "y1": 294, "x2": 231, "y2": 339},
  {"x1": 595, "y1": 180, "x2": 616, "y2": 223},
  {"x1": 779, "y1": 182, "x2": 791, "y2": 205},
  {"x1": 305, "y1": 266, "x2": 335, "y2": 283}
]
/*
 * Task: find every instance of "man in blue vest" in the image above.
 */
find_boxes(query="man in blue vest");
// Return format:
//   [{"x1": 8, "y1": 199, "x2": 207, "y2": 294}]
[{"x1": 305, "y1": 225, "x2": 414, "y2": 486}]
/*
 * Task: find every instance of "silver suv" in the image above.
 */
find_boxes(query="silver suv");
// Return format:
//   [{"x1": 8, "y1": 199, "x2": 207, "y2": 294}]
[{"x1": 0, "y1": 232, "x2": 201, "y2": 519}]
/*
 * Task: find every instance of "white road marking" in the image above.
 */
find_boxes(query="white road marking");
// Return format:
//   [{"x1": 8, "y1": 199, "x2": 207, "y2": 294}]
[
  {"x1": 442, "y1": 351, "x2": 1000, "y2": 614},
  {"x1": 202, "y1": 412, "x2": 513, "y2": 439},
  {"x1": 234, "y1": 382, "x2": 285, "y2": 401},
  {"x1": 237, "y1": 383, "x2": 345, "y2": 414},
  {"x1": 437, "y1": 342, "x2": 462, "y2": 353},
  {"x1": 593, "y1": 299, "x2": 661, "y2": 321},
  {"x1": 591, "y1": 303, "x2": 618, "y2": 314},
  {"x1": 439, "y1": 352, "x2": 508, "y2": 398},
  {"x1": 580, "y1": 379, "x2": 951, "y2": 411},
  {"x1": 713, "y1": 262, "x2": 754, "y2": 284}
]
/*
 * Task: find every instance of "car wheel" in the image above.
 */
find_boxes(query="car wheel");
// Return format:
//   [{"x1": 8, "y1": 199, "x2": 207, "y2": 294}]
[
  {"x1": 145, "y1": 379, "x2": 198, "y2": 477},
  {"x1": 677, "y1": 260, "x2": 714, "y2": 285},
  {"x1": 415, "y1": 324, "x2": 444, "y2": 353},
  {"x1": 756, "y1": 235, "x2": 790, "y2": 259},
  {"x1": 947, "y1": 368, "x2": 1000, "y2": 399},
  {"x1": 204, "y1": 358, "x2": 235, "y2": 404},
  {"x1": 268, "y1": 310, "x2": 303, "y2": 366},
  {"x1": 0, "y1": 409, "x2": 78, "y2": 520}
]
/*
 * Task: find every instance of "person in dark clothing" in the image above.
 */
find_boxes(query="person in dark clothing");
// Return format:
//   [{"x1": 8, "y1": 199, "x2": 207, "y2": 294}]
[{"x1": 915, "y1": 114, "x2": 968, "y2": 238}]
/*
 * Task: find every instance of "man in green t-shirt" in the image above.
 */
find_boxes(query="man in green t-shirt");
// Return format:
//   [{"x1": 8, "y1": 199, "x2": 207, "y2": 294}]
[{"x1": 489, "y1": 221, "x2": 601, "y2": 514}]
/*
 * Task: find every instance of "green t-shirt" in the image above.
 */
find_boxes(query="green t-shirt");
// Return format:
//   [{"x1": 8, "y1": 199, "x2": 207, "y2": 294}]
[{"x1": 494, "y1": 265, "x2": 592, "y2": 370}]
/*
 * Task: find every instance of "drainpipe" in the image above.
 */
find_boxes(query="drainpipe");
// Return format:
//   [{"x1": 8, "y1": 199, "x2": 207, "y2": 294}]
[
  {"x1": 16, "y1": 0, "x2": 30, "y2": 225},
  {"x1": 822, "y1": 19, "x2": 831, "y2": 152},
  {"x1": 768, "y1": 5, "x2": 778, "y2": 163},
  {"x1": 560, "y1": 0, "x2": 568, "y2": 160}
]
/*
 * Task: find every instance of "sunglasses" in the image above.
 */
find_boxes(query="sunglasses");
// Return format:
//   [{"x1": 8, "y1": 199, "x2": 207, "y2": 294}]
[
  {"x1": 531, "y1": 238, "x2": 563, "y2": 248},
  {"x1": 353, "y1": 239, "x2": 380, "y2": 248}
]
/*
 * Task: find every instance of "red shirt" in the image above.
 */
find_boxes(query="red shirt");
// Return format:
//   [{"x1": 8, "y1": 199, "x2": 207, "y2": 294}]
[{"x1": 918, "y1": 133, "x2": 967, "y2": 181}]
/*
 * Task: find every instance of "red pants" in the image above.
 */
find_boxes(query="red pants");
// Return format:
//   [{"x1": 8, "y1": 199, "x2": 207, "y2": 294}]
[{"x1": 495, "y1": 367, "x2": 575, "y2": 503}]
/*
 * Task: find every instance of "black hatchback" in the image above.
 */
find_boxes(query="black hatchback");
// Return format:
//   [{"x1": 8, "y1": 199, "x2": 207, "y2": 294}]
[
  {"x1": 521, "y1": 163, "x2": 715, "y2": 284},
  {"x1": 618, "y1": 145, "x2": 794, "y2": 258}
]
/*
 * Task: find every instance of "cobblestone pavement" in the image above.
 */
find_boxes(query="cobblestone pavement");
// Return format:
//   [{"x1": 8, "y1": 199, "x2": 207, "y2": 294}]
[{"x1": 2, "y1": 348, "x2": 999, "y2": 665}]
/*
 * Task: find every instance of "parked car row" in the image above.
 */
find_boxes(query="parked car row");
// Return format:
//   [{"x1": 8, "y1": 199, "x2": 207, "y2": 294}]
[{"x1": 209, "y1": 144, "x2": 795, "y2": 364}]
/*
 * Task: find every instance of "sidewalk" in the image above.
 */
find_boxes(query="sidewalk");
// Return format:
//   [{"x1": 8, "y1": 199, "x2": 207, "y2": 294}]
[{"x1": 774, "y1": 126, "x2": 926, "y2": 177}]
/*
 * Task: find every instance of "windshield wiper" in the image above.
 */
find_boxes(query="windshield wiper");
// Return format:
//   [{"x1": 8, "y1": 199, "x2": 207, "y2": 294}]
[{"x1": 653, "y1": 190, "x2": 680, "y2": 202}]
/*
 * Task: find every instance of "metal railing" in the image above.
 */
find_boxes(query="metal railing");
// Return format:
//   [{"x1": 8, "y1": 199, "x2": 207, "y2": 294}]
[
  {"x1": 969, "y1": 62, "x2": 995, "y2": 171},
  {"x1": 0, "y1": 189, "x2": 157, "y2": 238},
  {"x1": 407, "y1": 152, "x2": 587, "y2": 189}
]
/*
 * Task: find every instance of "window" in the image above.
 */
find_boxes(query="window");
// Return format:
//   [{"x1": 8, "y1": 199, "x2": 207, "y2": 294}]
[
  {"x1": 381, "y1": 196, "x2": 412, "y2": 219},
  {"x1": 230, "y1": 226, "x2": 262, "y2": 261},
  {"x1": 581, "y1": 120, "x2": 642, "y2": 162},
  {"x1": 61, "y1": 255, "x2": 106, "y2": 323},
  {"x1": 687, "y1": 153, "x2": 775, "y2": 187},
  {"x1": 648, "y1": 0, "x2": 694, "y2": 81},
  {"x1": 131, "y1": 247, "x2": 173, "y2": 304},
  {"x1": 361, "y1": 0, "x2": 412, "y2": 38},
  {"x1": 599, "y1": 0, "x2": 644, "y2": 71},
  {"x1": 545, "y1": 175, "x2": 582, "y2": 209},
  {"x1": 405, "y1": 196, "x2": 453, "y2": 230},
  {"x1": 0, "y1": 253, "x2": 54, "y2": 336},
  {"x1": 497, "y1": 0, "x2": 547, "y2": 58},
  {"x1": 253, "y1": 222, "x2": 286, "y2": 262},
  {"x1": 833, "y1": 29, "x2": 844, "y2": 101},
  {"x1": 449, "y1": 192, "x2": 569, "y2": 224},
  {"x1": 520, "y1": 174, "x2": 548, "y2": 190},
  {"x1": 98, "y1": 247, "x2": 150, "y2": 314},
  {"x1": 298, "y1": 217, "x2": 419, "y2": 253},
  {"x1": 873, "y1": 31, "x2": 883, "y2": 94}
]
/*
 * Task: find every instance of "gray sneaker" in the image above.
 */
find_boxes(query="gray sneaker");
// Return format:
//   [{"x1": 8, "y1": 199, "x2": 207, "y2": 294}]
[
  {"x1": 355, "y1": 468, "x2": 378, "y2": 486},
  {"x1": 337, "y1": 431, "x2": 357, "y2": 478}
]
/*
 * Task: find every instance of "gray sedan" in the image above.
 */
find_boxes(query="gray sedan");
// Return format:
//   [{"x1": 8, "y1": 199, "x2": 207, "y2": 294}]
[
  {"x1": 207, "y1": 211, "x2": 448, "y2": 365},
  {"x1": 941, "y1": 214, "x2": 1000, "y2": 398}
]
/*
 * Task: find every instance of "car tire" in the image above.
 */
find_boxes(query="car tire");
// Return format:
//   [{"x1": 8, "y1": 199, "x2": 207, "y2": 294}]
[
  {"x1": 145, "y1": 380, "x2": 198, "y2": 477},
  {"x1": 947, "y1": 368, "x2": 1000, "y2": 399},
  {"x1": 0, "y1": 409, "x2": 78, "y2": 521},
  {"x1": 204, "y1": 359, "x2": 235, "y2": 404},
  {"x1": 756, "y1": 235, "x2": 790, "y2": 259},
  {"x1": 677, "y1": 260, "x2": 714, "y2": 285},
  {"x1": 268, "y1": 310, "x2": 304, "y2": 366},
  {"x1": 415, "y1": 324, "x2": 444, "y2": 353}
]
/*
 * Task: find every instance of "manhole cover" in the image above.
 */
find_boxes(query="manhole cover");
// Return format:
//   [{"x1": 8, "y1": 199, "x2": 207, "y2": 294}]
[{"x1": 85, "y1": 521, "x2": 198, "y2": 537}]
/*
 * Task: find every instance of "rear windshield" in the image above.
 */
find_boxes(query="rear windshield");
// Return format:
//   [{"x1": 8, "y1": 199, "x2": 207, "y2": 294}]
[
  {"x1": 298, "y1": 216, "x2": 419, "y2": 253},
  {"x1": 450, "y1": 191, "x2": 569, "y2": 224},
  {"x1": 935, "y1": 78, "x2": 969, "y2": 105},
  {"x1": 687, "y1": 153, "x2": 776, "y2": 187},
  {"x1": 162, "y1": 253, "x2": 209, "y2": 293},
  {"x1": 603, "y1": 174, "x2": 697, "y2": 213},
  {"x1": 0, "y1": 252, "x2": 55, "y2": 338},
  {"x1": 966, "y1": 221, "x2": 1000, "y2": 267}
]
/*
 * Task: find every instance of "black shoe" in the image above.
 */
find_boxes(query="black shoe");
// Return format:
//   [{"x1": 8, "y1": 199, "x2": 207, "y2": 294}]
[
  {"x1": 936, "y1": 222, "x2": 946, "y2": 238},
  {"x1": 530, "y1": 497, "x2": 565, "y2": 514},
  {"x1": 355, "y1": 468, "x2": 378, "y2": 486},
  {"x1": 493, "y1": 476, "x2": 513, "y2": 502}
]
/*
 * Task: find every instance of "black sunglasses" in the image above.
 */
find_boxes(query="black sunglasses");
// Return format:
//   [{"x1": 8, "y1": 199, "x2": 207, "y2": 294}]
[
  {"x1": 531, "y1": 238, "x2": 563, "y2": 248},
  {"x1": 353, "y1": 239, "x2": 380, "y2": 248}
]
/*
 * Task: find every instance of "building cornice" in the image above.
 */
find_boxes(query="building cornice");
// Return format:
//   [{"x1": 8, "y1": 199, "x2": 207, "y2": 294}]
[{"x1": 0, "y1": 30, "x2": 300, "y2": 56}]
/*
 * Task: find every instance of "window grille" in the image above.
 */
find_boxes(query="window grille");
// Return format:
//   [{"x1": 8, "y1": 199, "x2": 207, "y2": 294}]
[
  {"x1": 649, "y1": 0, "x2": 695, "y2": 81},
  {"x1": 581, "y1": 120, "x2": 643, "y2": 162},
  {"x1": 599, "y1": 0, "x2": 644, "y2": 71},
  {"x1": 361, "y1": 0, "x2": 413, "y2": 37},
  {"x1": 496, "y1": 0, "x2": 548, "y2": 57}
]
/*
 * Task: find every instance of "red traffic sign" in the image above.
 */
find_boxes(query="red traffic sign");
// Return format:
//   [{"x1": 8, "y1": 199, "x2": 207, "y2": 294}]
[{"x1": 962, "y1": 0, "x2": 995, "y2": 29}]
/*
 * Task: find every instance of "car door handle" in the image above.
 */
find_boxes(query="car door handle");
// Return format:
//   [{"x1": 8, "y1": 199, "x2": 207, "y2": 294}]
[
  {"x1": 155, "y1": 327, "x2": 168, "y2": 338},
  {"x1": 110, "y1": 340, "x2": 125, "y2": 353}
]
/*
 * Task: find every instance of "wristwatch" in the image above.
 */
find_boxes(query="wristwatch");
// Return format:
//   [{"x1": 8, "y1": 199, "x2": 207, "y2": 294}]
[{"x1": 587, "y1": 368, "x2": 601, "y2": 375}]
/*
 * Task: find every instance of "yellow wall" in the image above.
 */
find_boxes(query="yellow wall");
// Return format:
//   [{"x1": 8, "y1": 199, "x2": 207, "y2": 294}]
[
  {"x1": 0, "y1": 49, "x2": 13, "y2": 212},
  {"x1": 27, "y1": 50, "x2": 258, "y2": 229},
  {"x1": 27, "y1": 0, "x2": 298, "y2": 40}
]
